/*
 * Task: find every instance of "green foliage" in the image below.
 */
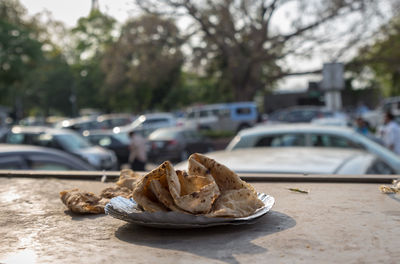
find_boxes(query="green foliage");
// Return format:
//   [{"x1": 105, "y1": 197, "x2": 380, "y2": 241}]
[
  {"x1": 101, "y1": 15, "x2": 184, "y2": 112},
  {"x1": 0, "y1": 0, "x2": 45, "y2": 118},
  {"x1": 23, "y1": 54, "x2": 75, "y2": 116},
  {"x1": 351, "y1": 16, "x2": 400, "y2": 96}
]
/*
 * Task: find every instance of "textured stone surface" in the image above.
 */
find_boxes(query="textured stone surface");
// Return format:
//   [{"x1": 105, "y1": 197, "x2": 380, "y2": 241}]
[{"x1": 0, "y1": 178, "x2": 399, "y2": 263}]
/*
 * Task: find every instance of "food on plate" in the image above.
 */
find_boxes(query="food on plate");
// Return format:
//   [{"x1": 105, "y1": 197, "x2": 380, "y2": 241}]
[
  {"x1": 60, "y1": 169, "x2": 138, "y2": 214},
  {"x1": 61, "y1": 154, "x2": 264, "y2": 217},
  {"x1": 166, "y1": 168, "x2": 220, "y2": 214},
  {"x1": 132, "y1": 153, "x2": 264, "y2": 217},
  {"x1": 116, "y1": 169, "x2": 140, "y2": 189},
  {"x1": 379, "y1": 179, "x2": 400, "y2": 194},
  {"x1": 100, "y1": 186, "x2": 133, "y2": 199},
  {"x1": 60, "y1": 189, "x2": 108, "y2": 214}
]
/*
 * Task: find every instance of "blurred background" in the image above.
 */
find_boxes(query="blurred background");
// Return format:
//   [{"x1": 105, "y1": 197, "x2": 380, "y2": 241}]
[{"x1": 0, "y1": 0, "x2": 400, "y2": 174}]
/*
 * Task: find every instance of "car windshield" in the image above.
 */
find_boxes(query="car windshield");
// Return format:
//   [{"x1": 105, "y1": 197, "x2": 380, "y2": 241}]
[
  {"x1": 55, "y1": 134, "x2": 92, "y2": 151},
  {"x1": 112, "y1": 132, "x2": 130, "y2": 144},
  {"x1": 149, "y1": 129, "x2": 178, "y2": 140}
]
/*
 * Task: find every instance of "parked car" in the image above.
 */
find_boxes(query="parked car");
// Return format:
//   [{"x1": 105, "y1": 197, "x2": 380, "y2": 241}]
[
  {"x1": 266, "y1": 106, "x2": 348, "y2": 124},
  {"x1": 225, "y1": 124, "x2": 400, "y2": 172},
  {"x1": 0, "y1": 144, "x2": 95, "y2": 170},
  {"x1": 95, "y1": 113, "x2": 135, "y2": 130},
  {"x1": 1, "y1": 126, "x2": 118, "y2": 170},
  {"x1": 147, "y1": 127, "x2": 214, "y2": 163},
  {"x1": 83, "y1": 129, "x2": 130, "y2": 166},
  {"x1": 120, "y1": 113, "x2": 177, "y2": 137},
  {"x1": 175, "y1": 147, "x2": 398, "y2": 175},
  {"x1": 54, "y1": 116, "x2": 100, "y2": 132},
  {"x1": 183, "y1": 102, "x2": 258, "y2": 132}
]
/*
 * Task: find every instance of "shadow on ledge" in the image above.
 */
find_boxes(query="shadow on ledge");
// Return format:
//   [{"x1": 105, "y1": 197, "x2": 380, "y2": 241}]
[{"x1": 115, "y1": 210, "x2": 295, "y2": 264}]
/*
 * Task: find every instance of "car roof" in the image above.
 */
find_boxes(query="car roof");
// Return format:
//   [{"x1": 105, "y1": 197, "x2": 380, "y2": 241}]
[
  {"x1": 239, "y1": 124, "x2": 357, "y2": 137},
  {"x1": 9, "y1": 126, "x2": 76, "y2": 135},
  {"x1": 0, "y1": 144, "x2": 60, "y2": 154},
  {"x1": 96, "y1": 113, "x2": 133, "y2": 121},
  {"x1": 175, "y1": 147, "x2": 375, "y2": 174},
  {"x1": 83, "y1": 129, "x2": 125, "y2": 136},
  {"x1": 187, "y1": 102, "x2": 256, "y2": 110},
  {"x1": 0, "y1": 144, "x2": 95, "y2": 170},
  {"x1": 141, "y1": 112, "x2": 175, "y2": 119}
]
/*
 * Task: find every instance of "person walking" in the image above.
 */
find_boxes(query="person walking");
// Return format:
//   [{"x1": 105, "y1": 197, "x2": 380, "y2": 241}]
[
  {"x1": 381, "y1": 112, "x2": 400, "y2": 155},
  {"x1": 355, "y1": 117, "x2": 371, "y2": 136},
  {"x1": 128, "y1": 130, "x2": 147, "y2": 171}
]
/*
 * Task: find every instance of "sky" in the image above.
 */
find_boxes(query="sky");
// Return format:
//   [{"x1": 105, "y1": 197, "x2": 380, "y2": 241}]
[
  {"x1": 18, "y1": 0, "x2": 390, "y2": 91},
  {"x1": 18, "y1": 0, "x2": 314, "y2": 90},
  {"x1": 19, "y1": 0, "x2": 135, "y2": 27}
]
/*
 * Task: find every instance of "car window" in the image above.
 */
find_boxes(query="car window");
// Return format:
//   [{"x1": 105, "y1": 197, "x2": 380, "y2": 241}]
[
  {"x1": 6, "y1": 133, "x2": 25, "y2": 144},
  {"x1": 367, "y1": 160, "x2": 394, "y2": 174},
  {"x1": 255, "y1": 134, "x2": 306, "y2": 147},
  {"x1": 310, "y1": 134, "x2": 360, "y2": 148},
  {"x1": 182, "y1": 130, "x2": 202, "y2": 140},
  {"x1": 199, "y1": 110, "x2": 209, "y2": 118},
  {"x1": 187, "y1": 111, "x2": 196, "y2": 119},
  {"x1": 30, "y1": 161, "x2": 73, "y2": 171},
  {"x1": 235, "y1": 107, "x2": 251, "y2": 115},
  {"x1": 55, "y1": 133, "x2": 92, "y2": 151},
  {"x1": 286, "y1": 110, "x2": 318, "y2": 122},
  {"x1": 143, "y1": 118, "x2": 169, "y2": 125},
  {"x1": 113, "y1": 133, "x2": 130, "y2": 144},
  {"x1": 36, "y1": 134, "x2": 59, "y2": 148},
  {"x1": 98, "y1": 136, "x2": 112, "y2": 147}
]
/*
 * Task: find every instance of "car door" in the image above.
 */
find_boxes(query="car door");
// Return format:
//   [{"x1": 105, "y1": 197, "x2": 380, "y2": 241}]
[{"x1": 0, "y1": 155, "x2": 27, "y2": 169}]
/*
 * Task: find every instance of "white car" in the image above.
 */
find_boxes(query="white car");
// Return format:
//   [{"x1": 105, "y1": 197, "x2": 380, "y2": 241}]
[
  {"x1": 175, "y1": 147, "x2": 397, "y2": 175},
  {"x1": 225, "y1": 124, "x2": 400, "y2": 173},
  {"x1": 120, "y1": 113, "x2": 177, "y2": 137}
]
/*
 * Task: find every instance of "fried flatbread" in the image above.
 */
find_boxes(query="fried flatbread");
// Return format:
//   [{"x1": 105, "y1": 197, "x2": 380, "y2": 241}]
[
  {"x1": 189, "y1": 153, "x2": 263, "y2": 217},
  {"x1": 207, "y1": 189, "x2": 264, "y2": 218},
  {"x1": 167, "y1": 170, "x2": 220, "y2": 214},
  {"x1": 116, "y1": 169, "x2": 140, "y2": 190},
  {"x1": 60, "y1": 189, "x2": 105, "y2": 214},
  {"x1": 132, "y1": 161, "x2": 173, "y2": 212},
  {"x1": 100, "y1": 185, "x2": 133, "y2": 199},
  {"x1": 148, "y1": 179, "x2": 185, "y2": 212},
  {"x1": 189, "y1": 153, "x2": 255, "y2": 192}
]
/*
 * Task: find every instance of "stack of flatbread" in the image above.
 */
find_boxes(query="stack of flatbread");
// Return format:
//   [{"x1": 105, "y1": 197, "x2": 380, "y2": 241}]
[
  {"x1": 133, "y1": 153, "x2": 264, "y2": 218},
  {"x1": 60, "y1": 153, "x2": 264, "y2": 218},
  {"x1": 60, "y1": 169, "x2": 140, "y2": 214}
]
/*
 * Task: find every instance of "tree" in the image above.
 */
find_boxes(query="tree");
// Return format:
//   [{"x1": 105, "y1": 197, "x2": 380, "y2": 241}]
[
  {"x1": 350, "y1": 16, "x2": 400, "y2": 96},
  {"x1": 0, "y1": 0, "x2": 44, "y2": 118},
  {"x1": 69, "y1": 9, "x2": 117, "y2": 111},
  {"x1": 102, "y1": 14, "x2": 184, "y2": 111},
  {"x1": 137, "y1": 0, "x2": 393, "y2": 101}
]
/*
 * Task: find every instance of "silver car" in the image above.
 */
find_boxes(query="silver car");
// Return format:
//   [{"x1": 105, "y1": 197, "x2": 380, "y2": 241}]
[
  {"x1": 2, "y1": 126, "x2": 118, "y2": 170},
  {"x1": 226, "y1": 124, "x2": 400, "y2": 172},
  {"x1": 176, "y1": 147, "x2": 397, "y2": 175}
]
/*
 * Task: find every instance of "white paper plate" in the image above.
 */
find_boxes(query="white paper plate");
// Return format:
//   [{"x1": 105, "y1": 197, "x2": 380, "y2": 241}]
[{"x1": 105, "y1": 193, "x2": 274, "y2": 228}]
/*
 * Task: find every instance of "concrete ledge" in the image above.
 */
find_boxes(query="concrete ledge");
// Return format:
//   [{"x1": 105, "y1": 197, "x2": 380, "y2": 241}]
[{"x1": 0, "y1": 170, "x2": 397, "y2": 183}]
